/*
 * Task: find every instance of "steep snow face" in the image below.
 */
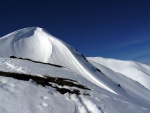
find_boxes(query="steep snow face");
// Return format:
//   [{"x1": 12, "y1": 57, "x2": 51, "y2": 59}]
[
  {"x1": 88, "y1": 57, "x2": 150, "y2": 90},
  {"x1": 0, "y1": 27, "x2": 116, "y2": 94},
  {"x1": 0, "y1": 27, "x2": 52, "y2": 63}
]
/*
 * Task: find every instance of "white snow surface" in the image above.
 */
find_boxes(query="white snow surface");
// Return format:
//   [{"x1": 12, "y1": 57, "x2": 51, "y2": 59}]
[
  {"x1": 87, "y1": 57, "x2": 150, "y2": 90},
  {"x1": 0, "y1": 58, "x2": 150, "y2": 113},
  {"x1": 0, "y1": 27, "x2": 116, "y2": 94},
  {"x1": 0, "y1": 27, "x2": 150, "y2": 113}
]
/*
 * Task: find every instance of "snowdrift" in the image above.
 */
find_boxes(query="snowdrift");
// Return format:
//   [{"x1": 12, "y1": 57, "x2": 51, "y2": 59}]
[
  {"x1": 0, "y1": 28, "x2": 150, "y2": 112},
  {"x1": 0, "y1": 27, "x2": 116, "y2": 94}
]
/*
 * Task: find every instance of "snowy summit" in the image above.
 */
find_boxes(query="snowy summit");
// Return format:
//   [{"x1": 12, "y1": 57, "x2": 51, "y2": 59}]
[{"x1": 0, "y1": 27, "x2": 150, "y2": 113}]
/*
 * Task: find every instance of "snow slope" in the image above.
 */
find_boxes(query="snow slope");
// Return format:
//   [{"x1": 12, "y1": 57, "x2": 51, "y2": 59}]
[
  {"x1": 87, "y1": 57, "x2": 150, "y2": 90},
  {"x1": 0, "y1": 27, "x2": 150, "y2": 113},
  {"x1": 0, "y1": 58, "x2": 150, "y2": 113},
  {"x1": 87, "y1": 59, "x2": 150, "y2": 103},
  {"x1": 0, "y1": 27, "x2": 117, "y2": 94}
]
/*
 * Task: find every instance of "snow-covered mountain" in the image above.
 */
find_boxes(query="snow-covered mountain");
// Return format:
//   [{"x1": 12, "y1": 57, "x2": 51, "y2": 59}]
[
  {"x1": 0, "y1": 27, "x2": 117, "y2": 94},
  {"x1": 0, "y1": 27, "x2": 150, "y2": 113},
  {"x1": 88, "y1": 57, "x2": 150, "y2": 90}
]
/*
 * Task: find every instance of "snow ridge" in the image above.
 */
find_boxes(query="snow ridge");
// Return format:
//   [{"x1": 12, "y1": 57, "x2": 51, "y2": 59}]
[
  {"x1": 88, "y1": 57, "x2": 150, "y2": 90},
  {"x1": 0, "y1": 27, "x2": 116, "y2": 94}
]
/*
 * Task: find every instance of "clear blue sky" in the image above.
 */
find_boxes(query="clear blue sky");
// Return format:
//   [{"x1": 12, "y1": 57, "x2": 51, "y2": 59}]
[{"x1": 0, "y1": 0, "x2": 150, "y2": 65}]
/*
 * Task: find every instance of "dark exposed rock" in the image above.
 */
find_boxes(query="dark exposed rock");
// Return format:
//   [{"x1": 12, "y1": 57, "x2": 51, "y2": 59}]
[
  {"x1": 0, "y1": 71, "x2": 90, "y2": 95},
  {"x1": 10, "y1": 56, "x2": 63, "y2": 68}
]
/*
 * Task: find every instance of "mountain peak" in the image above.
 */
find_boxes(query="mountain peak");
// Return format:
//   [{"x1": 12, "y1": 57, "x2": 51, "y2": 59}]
[
  {"x1": 0, "y1": 27, "x2": 44, "y2": 40},
  {"x1": 0, "y1": 28, "x2": 150, "y2": 113},
  {"x1": 0, "y1": 27, "x2": 53, "y2": 62},
  {"x1": 0, "y1": 27, "x2": 117, "y2": 94}
]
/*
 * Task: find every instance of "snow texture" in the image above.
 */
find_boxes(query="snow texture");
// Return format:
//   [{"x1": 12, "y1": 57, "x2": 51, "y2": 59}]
[
  {"x1": 0, "y1": 27, "x2": 150, "y2": 113},
  {"x1": 0, "y1": 27, "x2": 117, "y2": 94}
]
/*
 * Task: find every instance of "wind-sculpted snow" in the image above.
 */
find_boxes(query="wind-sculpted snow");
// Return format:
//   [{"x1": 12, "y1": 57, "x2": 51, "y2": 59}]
[
  {"x1": 0, "y1": 28, "x2": 52, "y2": 62},
  {"x1": 0, "y1": 27, "x2": 117, "y2": 94},
  {"x1": 1, "y1": 27, "x2": 150, "y2": 113}
]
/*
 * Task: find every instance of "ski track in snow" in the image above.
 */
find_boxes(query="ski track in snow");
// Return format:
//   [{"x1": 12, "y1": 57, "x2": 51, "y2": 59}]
[{"x1": 70, "y1": 95, "x2": 103, "y2": 113}]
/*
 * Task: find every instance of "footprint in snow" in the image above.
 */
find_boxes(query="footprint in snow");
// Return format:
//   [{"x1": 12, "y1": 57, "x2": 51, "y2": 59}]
[
  {"x1": 41, "y1": 95, "x2": 48, "y2": 100},
  {"x1": 0, "y1": 80, "x2": 15, "y2": 88},
  {"x1": 42, "y1": 96, "x2": 48, "y2": 100},
  {"x1": 9, "y1": 84, "x2": 15, "y2": 88},
  {"x1": 41, "y1": 102, "x2": 48, "y2": 107}
]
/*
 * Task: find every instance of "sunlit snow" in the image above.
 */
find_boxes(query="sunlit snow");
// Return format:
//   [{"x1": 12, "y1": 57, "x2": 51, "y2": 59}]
[{"x1": 0, "y1": 27, "x2": 149, "y2": 113}]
